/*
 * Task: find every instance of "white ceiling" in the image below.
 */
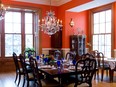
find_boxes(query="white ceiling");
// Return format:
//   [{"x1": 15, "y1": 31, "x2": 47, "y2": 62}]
[
  {"x1": 13, "y1": 0, "x2": 71, "y2": 6},
  {"x1": 67, "y1": 0, "x2": 116, "y2": 12},
  {"x1": 13, "y1": 0, "x2": 116, "y2": 12}
]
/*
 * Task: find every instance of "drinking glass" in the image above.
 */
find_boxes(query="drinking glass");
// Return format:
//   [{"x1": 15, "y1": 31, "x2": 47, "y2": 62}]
[
  {"x1": 44, "y1": 58, "x2": 48, "y2": 65},
  {"x1": 57, "y1": 60, "x2": 61, "y2": 68},
  {"x1": 36, "y1": 56, "x2": 40, "y2": 60},
  {"x1": 28, "y1": 53, "x2": 32, "y2": 58},
  {"x1": 72, "y1": 59, "x2": 76, "y2": 65}
]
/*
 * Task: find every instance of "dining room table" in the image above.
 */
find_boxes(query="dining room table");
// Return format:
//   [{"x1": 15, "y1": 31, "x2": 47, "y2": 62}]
[
  {"x1": 37, "y1": 60, "x2": 76, "y2": 86},
  {"x1": 104, "y1": 58, "x2": 116, "y2": 69},
  {"x1": 104, "y1": 57, "x2": 116, "y2": 82},
  {"x1": 23, "y1": 55, "x2": 80, "y2": 85}
]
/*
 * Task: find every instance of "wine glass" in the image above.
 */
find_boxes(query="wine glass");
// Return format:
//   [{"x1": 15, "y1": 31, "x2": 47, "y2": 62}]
[
  {"x1": 72, "y1": 59, "x2": 76, "y2": 66},
  {"x1": 57, "y1": 60, "x2": 61, "y2": 69},
  {"x1": 36, "y1": 56, "x2": 40, "y2": 60},
  {"x1": 44, "y1": 58, "x2": 48, "y2": 65}
]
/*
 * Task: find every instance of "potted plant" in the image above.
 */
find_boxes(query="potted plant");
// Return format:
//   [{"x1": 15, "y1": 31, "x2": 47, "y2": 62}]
[{"x1": 24, "y1": 47, "x2": 36, "y2": 58}]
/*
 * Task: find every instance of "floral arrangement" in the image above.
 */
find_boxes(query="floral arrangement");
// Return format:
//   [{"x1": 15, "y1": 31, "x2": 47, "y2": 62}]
[{"x1": 43, "y1": 55, "x2": 55, "y2": 65}]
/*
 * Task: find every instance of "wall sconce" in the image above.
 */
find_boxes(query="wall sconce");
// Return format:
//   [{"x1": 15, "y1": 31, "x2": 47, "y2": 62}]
[{"x1": 69, "y1": 18, "x2": 74, "y2": 27}]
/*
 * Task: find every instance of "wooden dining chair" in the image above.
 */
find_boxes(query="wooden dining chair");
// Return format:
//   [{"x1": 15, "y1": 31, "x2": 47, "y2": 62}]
[
  {"x1": 54, "y1": 50, "x2": 62, "y2": 60},
  {"x1": 12, "y1": 52, "x2": 25, "y2": 86},
  {"x1": 68, "y1": 57, "x2": 96, "y2": 87},
  {"x1": 88, "y1": 51, "x2": 99, "y2": 79},
  {"x1": 97, "y1": 52, "x2": 111, "y2": 81},
  {"x1": 90, "y1": 50, "x2": 99, "y2": 57},
  {"x1": 81, "y1": 53, "x2": 95, "y2": 60},
  {"x1": 19, "y1": 54, "x2": 35, "y2": 87},
  {"x1": 81, "y1": 53, "x2": 100, "y2": 80},
  {"x1": 65, "y1": 51, "x2": 76, "y2": 61},
  {"x1": 29, "y1": 56, "x2": 59, "y2": 87}
]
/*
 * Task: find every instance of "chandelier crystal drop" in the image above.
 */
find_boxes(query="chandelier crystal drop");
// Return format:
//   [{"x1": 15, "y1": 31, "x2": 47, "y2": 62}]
[
  {"x1": 0, "y1": 0, "x2": 10, "y2": 20},
  {"x1": 39, "y1": 0, "x2": 63, "y2": 36}
]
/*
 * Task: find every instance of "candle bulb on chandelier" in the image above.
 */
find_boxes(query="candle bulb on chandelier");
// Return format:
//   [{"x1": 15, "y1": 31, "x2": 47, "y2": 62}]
[
  {"x1": 1, "y1": 4, "x2": 3, "y2": 7},
  {"x1": 57, "y1": 19, "x2": 59, "y2": 24},
  {"x1": 42, "y1": 19, "x2": 44, "y2": 22},
  {"x1": 38, "y1": 20, "x2": 40, "y2": 23},
  {"x1": 60, "y1": 20, "x2": 62, "y2": 24}
]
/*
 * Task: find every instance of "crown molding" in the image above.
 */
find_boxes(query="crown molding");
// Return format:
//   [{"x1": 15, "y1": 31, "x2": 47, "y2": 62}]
[{"x1": 13, "y1": 0, "x2": 72, "y2": 6}]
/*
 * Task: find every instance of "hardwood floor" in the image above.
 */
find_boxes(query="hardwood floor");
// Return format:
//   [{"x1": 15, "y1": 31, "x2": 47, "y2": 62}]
[{"x1": 0, "y1": 71, "x2": 116, "y2": 87}]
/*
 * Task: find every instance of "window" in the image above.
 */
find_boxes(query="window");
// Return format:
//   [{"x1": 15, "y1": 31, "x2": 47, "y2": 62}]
[
  {"x1": 3, "y1": 10, "x2": 38, "y2": 57},
  {"x1": 92, "y1": 9, "x2": 112, "y2": 57},
  {"x1": 5, "y1": 12, "x2": 21, "y2": 56},
  {"x1": 25, "y1": 13, "x2": 33, "y2": 48}
]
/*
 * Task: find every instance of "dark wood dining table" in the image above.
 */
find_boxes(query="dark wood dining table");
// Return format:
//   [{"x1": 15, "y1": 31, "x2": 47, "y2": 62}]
[{"x1": 38, "y1": 65, "x2": 76, "y2": 85}]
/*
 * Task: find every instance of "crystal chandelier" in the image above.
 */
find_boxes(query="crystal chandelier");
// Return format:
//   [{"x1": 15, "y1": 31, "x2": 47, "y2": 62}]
[
  {"x1": 39, "y1": 0, "x2": 63, "y2": 36},
  {"x1": 0, "y1": 0, "x2": 10, "y2": 20}
]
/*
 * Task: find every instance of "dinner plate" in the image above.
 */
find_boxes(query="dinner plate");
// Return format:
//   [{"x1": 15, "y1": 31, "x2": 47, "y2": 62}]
[
  {"x1": 68, "y1": 66, "x2": 75, "y2": 70},
  {"x1": 40, "y1": 65, "x2": 51, "y2": 69}
]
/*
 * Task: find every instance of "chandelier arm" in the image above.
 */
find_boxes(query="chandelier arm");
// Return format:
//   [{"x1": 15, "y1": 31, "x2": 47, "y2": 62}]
[{"x1": 39, "y1": 0, "x2": 63, "y2": 36}]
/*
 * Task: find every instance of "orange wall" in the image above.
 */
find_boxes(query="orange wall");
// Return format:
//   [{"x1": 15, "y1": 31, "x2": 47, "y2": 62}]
[
  {"x1": 64, "y1": 11, "x2": 89, "y2": 48},
  {"x1": 57, "y1": 0, "x2": 91, "y2": 48},
  {"x1": 113, "y1": 2, "x2": 116, "y2": 49}
]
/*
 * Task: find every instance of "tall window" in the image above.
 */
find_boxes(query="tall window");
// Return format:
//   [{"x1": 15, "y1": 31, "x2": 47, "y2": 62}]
[
  {"x1": 92, "y1": 9, "x2": 112, "y2": 57},
  {"x1": 4, "y1": 10, "x2": 37, "y2": 57},
  {"x1": 25, "y1": 13, "x2": 33, "y2": 48},
  {"x1": 5, "y1": 12, "x2": 21, "y2": 56}
]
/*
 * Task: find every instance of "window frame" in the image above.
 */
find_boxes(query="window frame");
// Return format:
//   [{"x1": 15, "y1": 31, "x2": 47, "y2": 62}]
[
  {"x1": 89, "y1": 4, "x2": 114, "y2": 57},
  {"x1": 0, "y1": 8, "x2": 40, "y2": 58}
]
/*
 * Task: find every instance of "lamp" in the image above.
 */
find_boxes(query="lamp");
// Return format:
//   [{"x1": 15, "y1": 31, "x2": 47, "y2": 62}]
[
  {"x1": 70, "y1": 18, "x2": 74, "y2": 27},
  {"x1": 0, "y1": 0, "x2": 10, "y2": 20},
  {"x1": 39, "y1": 0, "x2": 63, "y2": 36}
]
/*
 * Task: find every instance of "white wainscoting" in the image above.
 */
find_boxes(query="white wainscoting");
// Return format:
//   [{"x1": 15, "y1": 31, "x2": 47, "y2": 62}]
[
  {"x1": 62, "y1": 48, "x2": 70, "y2": 57},
  {"x1": 42, "y1": 48, "x2": 88, "y2": 57},
  {"x1": 42, "y1": 48, "x2": 51, "y2": 55},
  {"x1": 42, "y1": 48, "x2": 70, "y2": 57}
]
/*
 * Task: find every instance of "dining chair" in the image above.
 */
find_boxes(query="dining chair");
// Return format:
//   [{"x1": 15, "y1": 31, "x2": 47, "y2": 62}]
[
  {"x1": 54, "y1": 50, "x2": 62, "y2": 60},
  {"x1": 65, "y1": 51, "x2": 76, "y2": 61},
  {"x1": 68, "y1": 57, "x2": 96, "y2": 87},
  {"x1": 12, "y1": 52, "x2": 25, "y2": 86},
  {"x1": 90, "y1": 50, "x2": 99, "y2": 57},
  {"x1": 81, "y1": 53, "x2": 95, "y2": 60},
  {"x1": 19, "y1": 54, "x2": 35, "y2": 87},
  {"x1": 89, "y1": 50, "x2": 99, "y2": 79},
  {"x1": 97, "y1": 52, "x2": 111, "y2": 81},
  {"x1": 29, "y1": 56, "x2": 59, "y2": 87},
  {"x1": 80, "y1": 53, "x2": 100, "y2": 80}
]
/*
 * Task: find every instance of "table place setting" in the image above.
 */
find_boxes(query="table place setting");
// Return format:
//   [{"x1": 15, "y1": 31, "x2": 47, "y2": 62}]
[
  {"x1": 38, "y1": 64, "x2": 58, "y2": 69},
  {"x1": 68, "y1": 65, "x2": 75, "y2": 70},
  {"x1": 104, "y1": 57, "x2": 116, "y2": 70},
  {"x1": 38, "y1": 65, "x2": 51, "y2": 69}
]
